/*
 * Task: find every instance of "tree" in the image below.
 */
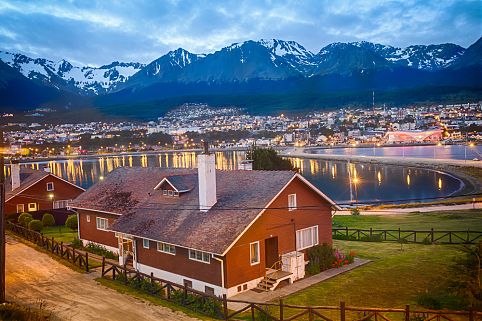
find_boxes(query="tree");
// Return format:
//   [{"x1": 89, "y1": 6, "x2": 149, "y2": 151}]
[
  {"x1": 28, "y1": 220, "x2": 43, "y2": 232},
  {"x1": 65, "y1": 215, "x2": 78, "y2": 230},
  {"x1": 41, "y1": 213, "x2": 55, "y2": 227},
  {"x1": 246, "y1": 147, "x2": 295, "y2": 171}
]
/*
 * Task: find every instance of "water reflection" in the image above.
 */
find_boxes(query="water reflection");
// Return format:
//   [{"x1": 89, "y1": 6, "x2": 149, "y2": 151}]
[{"x1": 7, "y1": 151, "x2": 462, "y2": 204}]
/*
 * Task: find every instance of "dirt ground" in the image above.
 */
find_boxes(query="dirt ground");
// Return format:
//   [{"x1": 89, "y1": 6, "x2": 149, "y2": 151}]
[{"x1": 5, "y1": 236, "x2": 200, "y2": 321}]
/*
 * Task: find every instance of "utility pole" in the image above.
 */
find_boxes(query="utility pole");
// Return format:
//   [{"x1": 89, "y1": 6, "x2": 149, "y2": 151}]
[{"x1": 0, "y1": 130, "x2": 5, "y2": 303}]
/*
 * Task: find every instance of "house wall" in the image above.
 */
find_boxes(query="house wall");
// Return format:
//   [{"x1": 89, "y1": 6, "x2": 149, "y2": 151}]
[
  {"x1": 6, "y1": 175, "x2": 84, "y2": 215},
  {"x1": 77, "y1": 209, "x2": 119, "y2": 249},
  {"x1": 224, "y1": 176, "x2": 332, "y2": 291},
  {"x1": 135, "y1": 238, "x2": 223, "y2": 289}
]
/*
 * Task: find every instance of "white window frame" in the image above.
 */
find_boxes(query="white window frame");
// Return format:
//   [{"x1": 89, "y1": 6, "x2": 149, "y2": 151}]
[
  {"x1": 188, "y1": 249, "x2": 211, "y2": 264},
  {"x1": 96, "y1": 217, "x2": 109, "y2": 231},
  {"x1": 86, "y1": 215, "x2": 91, "y2": 223},
  {"x1": 250, "y1": 241, "x2": 260, "y2": 265},
  {"x1": 16, "y1": 204, "x2": 24, "y2": 213},
  {"x1": 296, "y1": 225, "x2": 319, "y2": 251},
  {"x1": 53, "y1": 199, "x2": 69, "y2": 209},
  {"x1": 27, "y1": 203, "x2": 37, "y2": 212},
  {"x1": 46, "y1": 182, "x2": 54, "y2": 191},
  {"x1": 288, "y1": 194, "x2": 297, "y2": 211},
  {"x1": 143, "y1": 239, "x2": 150, "y2": 249},
  {"x1": 157, "y1": 242, "x2": 176, "y2": 255}
]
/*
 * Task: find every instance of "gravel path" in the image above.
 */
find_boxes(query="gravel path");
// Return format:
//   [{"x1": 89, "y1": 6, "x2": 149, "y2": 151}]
[{"x1": 5, "y1": 236, "x2": 200, "y2": 321}]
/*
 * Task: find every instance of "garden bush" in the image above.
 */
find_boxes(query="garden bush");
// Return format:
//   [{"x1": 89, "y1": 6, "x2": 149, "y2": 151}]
[
  {"x1": 85, "y1": 242, "x2": 117, "y2": 259},
  {"x1": 306, "y1": 243, "x2": 336, "y2": 275},
  {"x1": 170, "y1": 289, "x2": 222, "y2": 318},
  {"x1": 70, "y1": 237, "x2": 83, "y2": 249},
  {"x1": 65, "y1": 214, "x2": 78, "y2": 230},
  {"x1": 41, "y1": 213, "x2": 55, "y2": 227},
  {"x1": 18, "y1": 212, "x2": 33, "y2": 227},
  {"x1": 28, "y1": 219, "x2": 43, "y2": 232}
]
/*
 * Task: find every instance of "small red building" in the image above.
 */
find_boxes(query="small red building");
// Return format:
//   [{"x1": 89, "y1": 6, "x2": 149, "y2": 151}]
[
  {"x1": 72, "y1": 150, "x2": 337, "y2": 297},
  {"x1": 5, "y1": 163, "x2": 85, "y2": 215}
]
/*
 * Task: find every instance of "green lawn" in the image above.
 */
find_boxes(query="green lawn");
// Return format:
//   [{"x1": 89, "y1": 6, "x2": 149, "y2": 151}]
[
  {"x1": 333, "y1": 209, "x2": 482, "y2": 231},
  {"x1": 283, "y1": 240, "x2": 466, "y2": 313},
  {"x1": 41, "y1": 225, "x2": 78, "y2": 243}
]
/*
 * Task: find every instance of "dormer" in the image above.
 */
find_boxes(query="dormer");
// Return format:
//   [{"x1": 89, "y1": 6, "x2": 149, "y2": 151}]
[{"x1": 154, "y1": 175, "x2": 194, "y2": 197}]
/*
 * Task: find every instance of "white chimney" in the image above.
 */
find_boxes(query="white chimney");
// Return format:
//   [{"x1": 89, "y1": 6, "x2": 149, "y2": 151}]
[
  {"x1": 198, "y1": 141, "x2": 217, "y2": 212},
  {"x1": 43, "y1": 166, "x2": 51, "y2": 173},
  {"x1": 11, "y1": 162, "x2": 21, "y2": 191}
]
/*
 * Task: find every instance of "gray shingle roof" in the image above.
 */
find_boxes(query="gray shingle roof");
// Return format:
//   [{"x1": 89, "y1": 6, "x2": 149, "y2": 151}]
[
  {"x1": 6, "y1": 168, "x2": 49, "y2": 200},
  {"x1": 71, "y1": 167, "x2": 296, "y2": 254}
]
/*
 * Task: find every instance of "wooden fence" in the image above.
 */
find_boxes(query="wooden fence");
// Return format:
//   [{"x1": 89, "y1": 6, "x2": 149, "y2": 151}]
[
  {"x1": 333, "y1": 227, "x2": 482, "y2": 244},
  {"x1": 7, "y1": 221, "x2": 89, "y2": 272},
  {"x1": 101, "y1": 259, "x2": 481, "y2": 321}
]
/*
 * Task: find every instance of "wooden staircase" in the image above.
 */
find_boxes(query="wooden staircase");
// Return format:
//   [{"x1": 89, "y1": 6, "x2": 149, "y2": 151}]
[{"x1": 256, "y1": 269, "x2": 292, "y2": 291}]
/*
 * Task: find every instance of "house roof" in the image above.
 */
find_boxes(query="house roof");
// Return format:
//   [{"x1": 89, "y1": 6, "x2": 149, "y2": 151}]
[
  {"x1": 6, "y1": 168, "x2": 50, "y2": 200},
  {"x1": 72, "y1": 167, "x2": 315, "y2": 254},
  {"x1": 155, "y1": 174, "x2": 195, "y2": 192}
]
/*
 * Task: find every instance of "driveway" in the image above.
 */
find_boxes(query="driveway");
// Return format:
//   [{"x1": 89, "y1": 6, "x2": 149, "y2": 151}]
[{"x1": 5, "y1": 236, "x2": 200, "y2": 321}]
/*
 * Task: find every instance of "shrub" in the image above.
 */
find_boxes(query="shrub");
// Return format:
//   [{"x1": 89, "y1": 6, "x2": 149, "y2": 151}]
[
  {"x1": 70, "y1": 237, "x2": 83, "y2": 249},
  {"x1": 41, "y1": 213, "x2": 55, "y2": 227},
  {"x1": 65, "y1": 214, "x2": 78, "y2": 230},
  {"x1": 28, "y1": 219, "x2": 43, "y2": 231},
  {"x1": 169, "y1": 289, "x2": 222, "y2": 317},
  {"x1": 306, "y1": 243, "x2": 336, "y2": 275},
  {"x1": 18, "y1": 212, "x2": 33, "y2": 227},
  {"x1": 85, "y1": 242, "x2": 117, "y2": 259},
  {"x1": 350, "y1": 208, "x2": 361, "y2": 216}
]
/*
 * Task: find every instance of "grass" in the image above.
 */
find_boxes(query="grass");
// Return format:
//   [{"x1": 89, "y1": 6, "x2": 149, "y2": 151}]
[
  {"x1": 280, "y1": 240, "x2": 467, "y2": 320},
  {"x1": 40, "y1": 226, "x2": 78, "y2": 243},
  {"x1": 96, "y1": 277, "x2": 218, "y2": 321},
  {"x1": 0, "y1": 302, "x2": 52, "y2": 321},
  {"x1": 333, "y1": 209, "x2": 482, "y2": 231}
]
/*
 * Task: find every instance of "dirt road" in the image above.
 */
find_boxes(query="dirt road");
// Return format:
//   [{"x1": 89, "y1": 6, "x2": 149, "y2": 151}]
[{"x1": 6, "y1": 236, "x2": 200, "y2": 321}]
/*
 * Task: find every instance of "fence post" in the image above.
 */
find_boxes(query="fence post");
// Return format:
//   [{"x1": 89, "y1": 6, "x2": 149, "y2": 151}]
[
  {"x1": 309, "y1": 307, "x2": 313, "y2": 321},
  {"x1": 414, "y1": 231, "x2": 417, "y2": 243},
  {"x1": 405, "y1": 305, "x2": 410, "y2": 321},
  {"x1": 167, "y1": 285, "x2": 171, "y2": 300},
  {"x1": 150, "y1": 272, "x2": 154, "y2": 285},
  {"x1": 60, "y1": 241, "x2": 63, "y2": 256},
  {"x1": 101, "y1": 256, "x2": 105, "y2": 276},
  {"x1": 431, "y1": 228, "x2": 434, "y2": 243},
  {"x1": 183, "y1": 285, "x2": 187, "y2": 305},
  {"x1": 346, "y1": 226, "x2": 348, "y2": 238},
  {"x1": 279, "y1": 298, "x2": 284, "y2": 321},
  {"x1": 222, "y1": 294, "x2": 228, "y2": 320},
  {"x1": 466, "y1": 228, "x2": 470, "y2": 243},
  {"x1": 123, "y1": 264, "x2": 128, "y2": 284},
  {"x1": 398, "y1": 228, "x2": 401, "y2": 241},
  {"x1": 250, "y1": 303, "x2": 255, "y2": 321},
  {"x1": 469, "y1": 305, "x2": 474, "y2": 321},
  {"x1": 370, "y1": 228, "x2": 373, "y2": 239},
  {"x1": 449, "y1": 231, "x2": 452, "y2": 244},
  {"x1": 85, "y1": 252, "x2": 89, "y2": 272},
  {"x1": 340, "y1": 301, "x2": 345, "y2": 321}
]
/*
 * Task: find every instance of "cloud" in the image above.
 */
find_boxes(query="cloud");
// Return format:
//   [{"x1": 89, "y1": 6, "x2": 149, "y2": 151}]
[{"x1": 0, "y1": 0, "x2": 479, "y2": 65}]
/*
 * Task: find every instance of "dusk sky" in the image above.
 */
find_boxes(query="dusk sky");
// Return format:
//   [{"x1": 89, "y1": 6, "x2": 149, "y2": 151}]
[{"x1": 0, "y1": 0, "x2": 480, "y2": 66}]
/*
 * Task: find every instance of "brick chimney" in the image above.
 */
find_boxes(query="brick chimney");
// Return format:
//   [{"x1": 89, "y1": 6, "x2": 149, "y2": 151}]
[
  {"x1": 10, "y1": 161, "x2": 20, "y2": 191},
  {"x1": 197, "y1": 141, "x2": 216, "y2": 212}
]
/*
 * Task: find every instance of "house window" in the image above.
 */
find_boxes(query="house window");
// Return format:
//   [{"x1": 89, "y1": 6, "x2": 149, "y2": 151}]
[
  {"x1": 143, "y1": 239, "x2": 150, "y2": 249},
  {"x1": 53, "y1": 200, "x2": 69, "y2": 209},
  {"x1": 86, "y1": 215, "x2": 91, "y2": 223},
  {"x1": 16, "y1": 204, "x2": 24, "y2": 213},
  {"x1": 27, "y1": 203, "x2": 38, "y2": 212},
  {"x1": 157, "y1": 242, "x2": 176, "y2": 255},
  {"x1": 168, "y1": 190, "x2": 173, "y2": 196},
  {"x1": 296, "y1": 225, "x2": 319, "y2": 250},
  {"x1": 96, "y1": 217, "x2": 109, "y2": 231},
  {"x1": 46, "y1": 182, "x2": 54, "y2": 191},
  {"x1": 250, "y1": 241, "x2": 260, "y2": 265},
  {"x1": 205, "y1": 286, "x2": 215, "y2": 296},
  {"x1": 184, "y1": 279, "x2": 192, "y2": 288},
  {"x1": 189, "y1": 249, "x2": 210, "y2": 263},
  {"x1": 288, "y1": 194, "x2": 297, "y2": 211},
  {"x1": 163, "y1": 190, "x2": 168, "y2": 195}
]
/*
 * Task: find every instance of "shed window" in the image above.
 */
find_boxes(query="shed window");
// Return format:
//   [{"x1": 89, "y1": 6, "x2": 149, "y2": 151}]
[
  {"x1": 27, "y1": 203, "x2": 38, "y2": 212},
  {"x1": 189, "y1": 249, "x2": 210, "y2": 263},
  {"x1": 296, "y1": 225, "x2": 319, "y2": 250},
  {"x1": 157, "y1": 242, "x2": 176, "y2": 255},
  {"x1": 288, "y1": 194, "x2": 297, "y2": 211},
  {"x1": 250, "y1": 241, "x2": 260, "y2": 265},
  {"x1": 143, "y1": 239, "x2": 150, "y2": 249},
  {"x1": 16, "y1": 204, "x2": 24, "y2": 213},
  {"x1": 46, "y1": 182, "x2": 54, "y2": 191},
  {"x1": 96, "y1": 217, "x2": 109, "y2": 230}
]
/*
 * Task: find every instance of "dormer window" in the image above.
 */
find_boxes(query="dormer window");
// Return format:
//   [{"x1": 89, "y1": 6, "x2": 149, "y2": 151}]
[{"x1": 154, "y1": 175, "x2": 195, "y2": 198}]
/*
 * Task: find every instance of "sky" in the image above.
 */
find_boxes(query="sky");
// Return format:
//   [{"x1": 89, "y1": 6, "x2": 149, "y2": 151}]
[{"x1": 0, "y1": 0, "x2": 480, "y2": 66}]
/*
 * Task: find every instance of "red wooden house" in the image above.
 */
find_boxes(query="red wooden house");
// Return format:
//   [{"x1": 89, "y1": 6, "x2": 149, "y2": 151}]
[
  {"x1": 72, "y1": 150, "x2": 338, "y2": 297},
  {"x1": 5, "y1": 163, "x2": 85, "y2": 215}
]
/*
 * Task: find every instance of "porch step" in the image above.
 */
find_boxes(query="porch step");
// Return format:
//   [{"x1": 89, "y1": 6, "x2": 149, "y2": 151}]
[{"x1": 256, "y1": 271, "x2": 293, "y2": 291}]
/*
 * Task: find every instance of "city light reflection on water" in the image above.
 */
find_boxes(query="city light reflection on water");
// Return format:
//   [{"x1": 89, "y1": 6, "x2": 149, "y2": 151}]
[{"x1": 6, "y1": 151, "x2": 463, "y2": 204}]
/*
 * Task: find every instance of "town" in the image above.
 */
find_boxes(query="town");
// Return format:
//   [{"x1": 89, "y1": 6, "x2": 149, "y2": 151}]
[{"x1": 2, "y1": 101, "x2": 481, "y2": 157}]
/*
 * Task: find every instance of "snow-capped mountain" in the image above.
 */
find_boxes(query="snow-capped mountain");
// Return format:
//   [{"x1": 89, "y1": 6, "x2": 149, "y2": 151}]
[{"x1": 0, "y1": 51, "x2": 144, "y2": 94}]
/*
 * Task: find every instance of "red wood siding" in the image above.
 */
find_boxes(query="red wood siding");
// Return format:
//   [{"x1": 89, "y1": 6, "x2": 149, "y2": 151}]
[
  {"x1": 6, "y1": 175, "x2": 84, "y2": 215},
  {"x1": 224, "y1": 176, "x2": 332, "y2": 288},
  {"x1": 78, "y1": 209, "x2": 119, "y2": 248},
  {"x1": 135, "y1": 239, "x2": 223, "y2": 286}
]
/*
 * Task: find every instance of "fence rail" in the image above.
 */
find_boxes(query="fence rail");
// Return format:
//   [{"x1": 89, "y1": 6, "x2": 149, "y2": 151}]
[
  {"x1": 7, "y1": 221, "x2": 89, "y2": 272},
  {"x1": 100, "y1": 259, "x2": 481, "y2": 321},
  {"x1": 333, "y1": 227, "x2": 482, "y2": 244}
]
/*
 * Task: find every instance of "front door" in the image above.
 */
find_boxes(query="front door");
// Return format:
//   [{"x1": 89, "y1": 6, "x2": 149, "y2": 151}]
[{"x1": 264, "y1": 237, "x2": 279, "y2": 269}]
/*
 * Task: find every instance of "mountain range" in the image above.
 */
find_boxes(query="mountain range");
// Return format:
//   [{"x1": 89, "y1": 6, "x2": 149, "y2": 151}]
[{"x1": 0, "y1": 37, "x2": 481, "y2": 117}]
